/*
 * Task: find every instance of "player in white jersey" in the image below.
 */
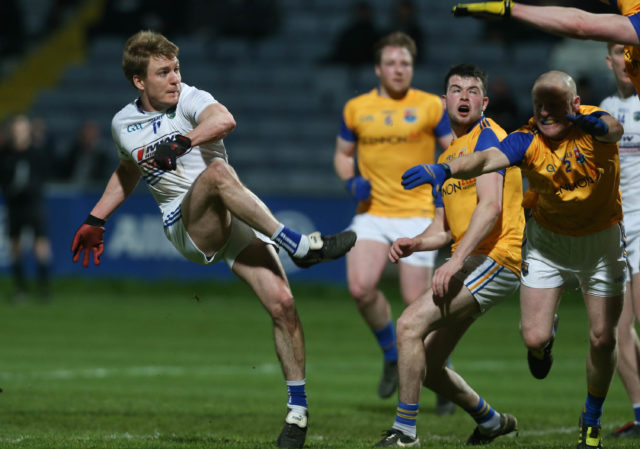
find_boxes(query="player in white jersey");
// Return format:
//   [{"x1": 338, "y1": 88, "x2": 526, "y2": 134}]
[
  {"x1": 69, "y1": 30, "x2": 357, "y2": 449},
  {"x1": 600, "y1": 42, "x2": 640, "y2": 439}
]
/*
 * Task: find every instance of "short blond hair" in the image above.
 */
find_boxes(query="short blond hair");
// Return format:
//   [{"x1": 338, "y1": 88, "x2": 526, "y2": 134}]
[{"x1": 122, "y1": 30, "x2": 179, "y2": 87}]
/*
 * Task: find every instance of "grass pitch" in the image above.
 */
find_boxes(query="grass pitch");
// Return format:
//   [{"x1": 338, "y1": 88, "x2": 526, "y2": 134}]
[{"x1": 0, "y1": 277, "x2": 638, "y2": 448}]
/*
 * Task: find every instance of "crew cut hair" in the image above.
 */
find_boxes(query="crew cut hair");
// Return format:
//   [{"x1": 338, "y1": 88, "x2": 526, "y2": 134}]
[
  {"x1": 122, "y1": 30, "x2": 179, "y2": 87},
  {"x1": 374, "y1": 31, "x2": 417, "y2": 65},
  {"x1": 444, "y1": 63, "x2": 489, "y2": 96}
]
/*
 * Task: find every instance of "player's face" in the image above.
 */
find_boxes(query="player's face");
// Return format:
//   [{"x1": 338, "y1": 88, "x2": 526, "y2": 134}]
[
  {"x1": 606, "y1": 43, "x2": 632, "y2": 88},
  {"x1": 135, "y1": 56, "x2": 181, "y2": 112},
  {"x1": 375, "y1": 46, "x2": 413, "y2": 98},
  {"x1": 532, "y1": 84, "x2": 578, "y2": 141},
  {"x1": 444, "y1": 75, "x2": 488, "y2": 129}
]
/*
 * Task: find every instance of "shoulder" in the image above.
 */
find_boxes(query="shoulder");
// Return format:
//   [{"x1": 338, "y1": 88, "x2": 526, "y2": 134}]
[
  {"x1": 410, "y1": 88, "x2": 443, "y2": 105},
  {"x1": 345, "y1": 89, "x2": 377, "y2": 108}
]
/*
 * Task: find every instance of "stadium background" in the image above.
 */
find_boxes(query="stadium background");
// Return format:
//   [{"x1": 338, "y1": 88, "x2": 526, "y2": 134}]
[
  {"x1": 2, "y1": 2, "x2": 640, "y2": 449},
  {"x1": 0, "y1": 0, "x2": 621, "y2": 283}
]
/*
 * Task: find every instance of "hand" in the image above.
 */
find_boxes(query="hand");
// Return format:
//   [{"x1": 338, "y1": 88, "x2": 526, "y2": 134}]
[
  {"x1": 346, "y1": 176, "x2": 371, "y2": 201},
  {"x1": 71, "y1": 217, "x2": 105, "y2": 268},
  {"x1": 153, "y1": 134, "x2": 192, "y2": 171},
  {"x1": 431, "y1": 258, "x2": 464, "y2": 298},
  {"x1": 452, "y1": 0, "x2": 512, "y2": 18},
  {"x1": 389, "y1": 238, "x2": 416, "y2": 264},
  {"x1": 401, "y1": 163, "x2": 451, "y2": 193},
  {"x1": 566, "y1": 112, "x2": 609, "y2": 136}
]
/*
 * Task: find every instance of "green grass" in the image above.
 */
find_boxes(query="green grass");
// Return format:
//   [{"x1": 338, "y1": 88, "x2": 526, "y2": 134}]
[{"x1": 0, "y1": 277, "x2": 637, "y2": 448}]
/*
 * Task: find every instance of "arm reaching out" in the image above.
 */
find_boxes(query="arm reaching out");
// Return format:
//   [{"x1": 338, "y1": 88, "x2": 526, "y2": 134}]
[{"x1": 71, "y1": 160, "x2": 141, "y2": 267}]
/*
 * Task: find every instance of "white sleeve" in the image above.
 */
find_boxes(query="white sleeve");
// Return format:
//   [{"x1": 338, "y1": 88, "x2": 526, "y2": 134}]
[
  {"x1": 111, "y1": 116, "x2": 131, "y2": 161},
  {"x1": 178, "y1": 85, "x2": 217, "y2": 126}
]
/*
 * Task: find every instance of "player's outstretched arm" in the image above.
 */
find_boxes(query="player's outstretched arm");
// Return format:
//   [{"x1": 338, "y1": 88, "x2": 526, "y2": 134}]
[
  {"x1": 389, "y1": 208, "x2": 450, "y2": 264},
  {"x1": 566, "y1": 112, "x2": 623, "y2": 143},
  {"x1": 454, "y1": 1, "x2": 640, "y2": 45},
  {"x1": 449, "y1": 147, "x2": 511, "y2": 180},
  {"x1": 71, "y1": 160, "x2": 141, "y2": 267},
  {"x1": 189, "y1": 103, "x2": 236, "y2": 146}
]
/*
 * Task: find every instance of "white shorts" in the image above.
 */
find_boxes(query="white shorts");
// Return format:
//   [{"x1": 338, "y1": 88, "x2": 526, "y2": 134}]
[
  {"x1": 349, "y1": 213, "x2": 437, "y2": 267},
  {"x1": 623, "y1": 211, "x2": 640, "y2": 277},
  {"x1": 520, "y1": 220, "x2": 626, "y2": 297},
  {"x1": 452, "y1": 254, "x2": 520, "y2": 315},
  {"x1": 162, "y1": 196, "x2": 270, "y2": 268}
]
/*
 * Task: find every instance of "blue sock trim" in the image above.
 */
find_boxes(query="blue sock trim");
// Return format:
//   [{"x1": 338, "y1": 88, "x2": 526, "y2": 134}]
[
  {"x1": 466, "y1": 397, "x2": 496, "y2": 424},
  {"x1": 374, "y1": 321, "x2": 397, "y2": 361},
  {"x1": 394, "y1": 401, "x2": 419, "y2": 427},
  {"x1": 287, "y1": 380, "x2": 308, "y2": 408},
  {"x1": 582, "y1": 392, "x2": 606, "y2": 426},
  {"x1": 634, "y1": 403, "x2": 640, "y2": 423},
  {"x1": 273, "y1": 226, "x2": 302, "y2": 255}
]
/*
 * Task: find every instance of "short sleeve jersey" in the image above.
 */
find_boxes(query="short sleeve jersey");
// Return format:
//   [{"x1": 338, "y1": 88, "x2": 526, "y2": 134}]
[
  {"x1": 498, "y1": 105, "x2": 622, "y2": 236},
  {"x1": 339, "y1": 88, "x2": 451, "y2": 218},
  {"x1": 111, "y1": 83, "x2": 225, "y2": 214},
  {"x1": 611, "y1": 0, "x2": 640, "y2": 95},
  {"x1": 438, "y1": 117, "x2": 524, "y2": 276},
  {"x1": 600, "y1": 92, "x2": 640, "y2": 215}
]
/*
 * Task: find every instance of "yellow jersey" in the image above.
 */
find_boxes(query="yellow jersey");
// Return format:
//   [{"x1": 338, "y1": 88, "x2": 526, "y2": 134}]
[
  {"x1": 340, "y1": 87, "x2": 451, "y2": 218},
  {"x1": 438, "y1": 117, "x2": 524, "y2": 276},
  {"x1": 498, "y1": 105, "x2": 622, "y2": 236},
  {"x1": 611, "y1": 0, "x2": 640, "y2": 94}
]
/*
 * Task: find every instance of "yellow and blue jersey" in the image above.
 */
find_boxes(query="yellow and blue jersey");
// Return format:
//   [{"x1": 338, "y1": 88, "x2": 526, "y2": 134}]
[
  {"x1": 437, "y1": 116, "x2": 524, "y2": 276},
  {"x1": 340, "y1": 87, "x2": 451, "y2": 218},
  {"x1": 498, "y1": 105, "x2": 622, "y2": 236},
  {"x1": 609, "y1": 0, "x2": 640, "y2": 94}
]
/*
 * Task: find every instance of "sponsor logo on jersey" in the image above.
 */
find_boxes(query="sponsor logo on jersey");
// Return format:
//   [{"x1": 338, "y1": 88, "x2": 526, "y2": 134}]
[
  {"x1": 441, "y1": 178, "x2": 476, "y2": 196},
  {"x1": 359, "y1": 114, "x2": 374, "y2": 122},
  {"x1": 135, "y1": 133, "x2": 180, "y2": 162},
  {"x1": 359, "y1": 132, "x2": 421, "y2": 145},
  {"x1": 127, "y1": 123, "x2": 143, "y2": 133},
  {"x1": 404, "y1": 108, "x2": 417, "y2": 123}
]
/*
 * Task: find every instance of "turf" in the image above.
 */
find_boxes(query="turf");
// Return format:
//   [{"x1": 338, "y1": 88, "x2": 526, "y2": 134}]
[{"x1": 0, "y1": 277, "x2": 637, "y2": 448}]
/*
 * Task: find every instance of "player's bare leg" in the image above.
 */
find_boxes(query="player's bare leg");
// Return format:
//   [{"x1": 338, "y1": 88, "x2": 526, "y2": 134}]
[
  {"x1": 347, "y1": 239, "x2": 397, "y2": 397},
  {"x1": 520, "y1": 285, "x2": 562, "y2": 379},
  {"x1": 612, "y1": 278, "x2": 640, "y2": 437}
]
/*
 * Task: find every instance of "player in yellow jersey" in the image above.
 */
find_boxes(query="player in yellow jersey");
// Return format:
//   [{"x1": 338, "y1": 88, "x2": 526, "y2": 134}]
[
  {"x1": 452, "y1": 0, "x2": 640, "y2": 96},
  {"x1": 404, "y1": 70, "x2": 625, "y2": 449},
  {"x1": 374, "y1": 63, "x2": 523, "y2": 447},
  {"x1": 333, "y1": 31, "x2": 453, "y2": 402}
]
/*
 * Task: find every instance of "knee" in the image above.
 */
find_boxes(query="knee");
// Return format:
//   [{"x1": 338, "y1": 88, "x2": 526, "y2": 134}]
[
  {"x1": 590, "y1": 327, "x2": 617, "y2": 353},
  {"x1": 202, "y1": 159, "x2": 234, "y2": 189},
  {"x1": 267, "y1": 287, "x2": 297, "y2": 324},
  {"x1": 521, "y1": 327, "x2": 552, "y2": 352},
  {"x1": 396, "y1": 312, "x2": 421, "y2": 343},
  {"x1": 348, "y1": 278, "x2": 377, "y2": 305}
]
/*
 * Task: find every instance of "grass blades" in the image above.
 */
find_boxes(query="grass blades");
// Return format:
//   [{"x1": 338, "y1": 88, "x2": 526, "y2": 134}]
[{"x1": 0, "y1": 278, "x2": 637, "y2": 448}]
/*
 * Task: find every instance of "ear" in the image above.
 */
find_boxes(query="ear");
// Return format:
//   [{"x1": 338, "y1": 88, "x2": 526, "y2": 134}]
[
  {"x1": 573, "y1": 95, "x2": 581, "y2": 112},
  {"x1": 374, "y1": 65, "x2": 381, "y2": 78},
  {"x1": 482, "y1": 96, "x2": 489, "y2": 112},
  {"x1": 441, "y1": 94, "x2": 447, "y2": 110},
  {"x1": 605, "y1": 55, "x2": 613, "y2": 71},
  {"x1": 132, "y1": 74, "x2": 145, "y2": 91}
]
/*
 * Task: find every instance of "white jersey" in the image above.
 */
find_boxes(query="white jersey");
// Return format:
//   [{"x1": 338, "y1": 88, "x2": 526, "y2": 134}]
[
  {"x1": 111, "y1": 83, "x2": 226, "y2": 214},
  {"x1": 600, "y1": 93, "x2": 640, "y2": 215}
]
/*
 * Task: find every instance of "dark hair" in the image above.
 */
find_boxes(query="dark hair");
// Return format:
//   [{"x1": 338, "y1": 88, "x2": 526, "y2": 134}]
[
  {"x1": 374, "y1": 31, "x2": 417, "y2": 65},
  {"x1": 444, "y1": 63, "x2": 489, "y2": 96}
]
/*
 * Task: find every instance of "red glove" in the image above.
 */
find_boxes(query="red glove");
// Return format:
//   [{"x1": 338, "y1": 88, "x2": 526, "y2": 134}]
[
  {"x1": 152, "y1": 134, "x2": 191, "y2": 171},
  {"x1": 71, "y1": 215, "x2": 106, "y2": 268}
]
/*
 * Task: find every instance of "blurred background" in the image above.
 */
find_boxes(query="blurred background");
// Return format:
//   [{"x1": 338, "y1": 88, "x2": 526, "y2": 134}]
[{"x1": 0, "y1": 0, "x2": 620, "y2": 292}]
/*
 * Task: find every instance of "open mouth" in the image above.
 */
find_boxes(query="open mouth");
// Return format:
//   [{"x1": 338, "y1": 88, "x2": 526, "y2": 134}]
[
  {"x1": 458, "y1": 105, "x2": 470, "y2": 114},
  {"x1": 540, "y1": 119, "x2": 556, "y2": 125}
]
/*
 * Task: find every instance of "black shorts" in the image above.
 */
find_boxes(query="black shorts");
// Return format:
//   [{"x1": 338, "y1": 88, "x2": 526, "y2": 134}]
[{"x1": 7, "y1": 199, "x2": 47, "y2": 238}]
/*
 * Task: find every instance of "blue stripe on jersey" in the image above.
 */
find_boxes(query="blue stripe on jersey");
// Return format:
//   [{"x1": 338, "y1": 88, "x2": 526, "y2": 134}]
[
  {"x1": 434, "y1": 110, "x2": 452, "y2": 137},
  {"x1": 466, "y1": 258, "x2": 498, "y2": 287},
  {"x1": 476, "y1": 126, "x2": 506, "y2": 176},
  {"x1": 497, "y1": 131, "x2": 534, "y2": 165},
  {"x1": 630, "y1": 13, "x2": 640, "y2": 41},
  {"x1": 339, "y1": 117, "x2": 357, "y2": 142}
]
